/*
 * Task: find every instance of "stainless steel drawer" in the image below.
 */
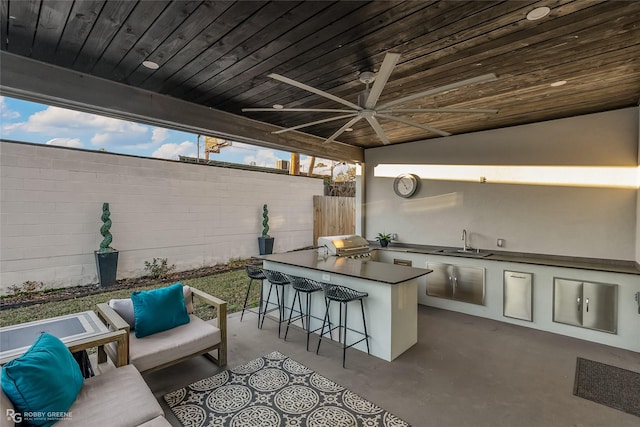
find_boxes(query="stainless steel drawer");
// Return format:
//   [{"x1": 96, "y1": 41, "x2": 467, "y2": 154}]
[{"x1": 503, "y1": 271, "x2": 533, "y2": 321}]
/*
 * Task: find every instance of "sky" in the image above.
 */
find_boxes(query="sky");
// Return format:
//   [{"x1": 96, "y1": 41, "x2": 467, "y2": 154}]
[{"x1": 0, "y1": 96, "x2": 348, "y2": 176}]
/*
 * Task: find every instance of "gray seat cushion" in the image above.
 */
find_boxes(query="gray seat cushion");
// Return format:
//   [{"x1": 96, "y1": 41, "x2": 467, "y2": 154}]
[
  {"x1": 64, "y1": 364, "x2": 164, "y2": 427},
  {"x1": 0, "y1": 390, "x2": 15, "y2": 427},
  {"x1": 128, "y1": 315, "x2": 221, "y2": 373},
  {"x1": 137, "y1": 416, "x2": 173, "y2": 427}
]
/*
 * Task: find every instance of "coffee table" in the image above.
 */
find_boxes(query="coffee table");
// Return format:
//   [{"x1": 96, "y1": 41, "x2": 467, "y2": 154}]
[{"x1": 0, "y1": 311, "x2": 127, "y2": 367}]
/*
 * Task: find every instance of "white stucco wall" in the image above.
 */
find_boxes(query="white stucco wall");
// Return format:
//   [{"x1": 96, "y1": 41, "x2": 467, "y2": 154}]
[
  {"x1": 364, "y1": 108, "x2": 640, "y2": 261},
  {"x1": 636, "y1": 106, "x2": 640, "y2": 265},
  {"x1": 0, "y1": 141, "x2": 323, "y2": 293}
]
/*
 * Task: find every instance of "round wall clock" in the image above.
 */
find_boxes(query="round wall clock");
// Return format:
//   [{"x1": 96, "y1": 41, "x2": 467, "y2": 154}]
[{"x1": 393, "y1": 173, "x2": 420, "y2": 198}]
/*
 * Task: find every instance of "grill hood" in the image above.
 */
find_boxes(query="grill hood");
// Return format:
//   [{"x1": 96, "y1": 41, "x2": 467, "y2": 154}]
[{"x1": 317, "y1": 235, "x2": 370, "y2": 257}]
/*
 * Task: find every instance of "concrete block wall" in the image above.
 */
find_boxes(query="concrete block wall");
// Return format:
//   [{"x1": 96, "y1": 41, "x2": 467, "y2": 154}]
[{"x1": 0, "y1": 141, "x2": 323, "y2": 294}]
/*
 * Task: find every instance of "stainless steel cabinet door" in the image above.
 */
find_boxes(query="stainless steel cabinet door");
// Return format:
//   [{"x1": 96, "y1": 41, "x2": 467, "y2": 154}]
[
  {"x1": 553, "y1": 278, "x2": 583, "y2": 327},
  {"x1": 504, "y1": 271, "x2": 533, "y2": 321},
  {"x1": 453, "y1": 265, "x2": 485, "y2": 305},
  {"x1": 426, "y1": 263, "x2": 453, "y2": 299},
  {"x1": 582, "y1": 281, "x2": 617, "y2": 333}
]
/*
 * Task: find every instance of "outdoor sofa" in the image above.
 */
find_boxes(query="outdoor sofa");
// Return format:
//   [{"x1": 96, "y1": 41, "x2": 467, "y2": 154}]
[
  {"x1": 1, "y1": 356, "x2": 170, "y2": 427},
  {"x1": 96, "y1": 284, "x2": 227, "y2": 373}
]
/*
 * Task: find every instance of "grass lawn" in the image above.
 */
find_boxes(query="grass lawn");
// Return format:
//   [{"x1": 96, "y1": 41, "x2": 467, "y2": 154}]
[{"x1": 0, "y1": 269, "x2": 260, "y2": 327}]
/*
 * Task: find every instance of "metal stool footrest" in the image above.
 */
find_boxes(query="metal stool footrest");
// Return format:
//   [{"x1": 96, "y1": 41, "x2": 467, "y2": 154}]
[
  {"x1": 316, "y1": 283, "x2": 370, "y2": 368},
  {"x1": 284, "y1": 276, "x2": 325, "y2": 350},
  {"x1": 260, "y1": 270, "x2": 291, "y2": 338},
  {"x1": 242, "y1": 264, "x2": 267, "y2": 325}
]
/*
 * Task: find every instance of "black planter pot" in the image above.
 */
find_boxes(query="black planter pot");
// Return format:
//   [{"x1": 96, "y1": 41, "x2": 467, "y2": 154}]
[
  {"x1": 379, "y1": 239, "x2": 389, "y2": 247},
  {"x1": 258, "y1": 237, "x2": 274, "y2": 255},
  {"x1": 95, "y1": 250, "x2": 118, "y2": 286}
]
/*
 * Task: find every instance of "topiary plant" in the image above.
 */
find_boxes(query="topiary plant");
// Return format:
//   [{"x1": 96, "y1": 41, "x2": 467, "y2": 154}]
[
  {"x1": 99, "y1": 202, "x2": 115, "y2": 253},
  {"x1": 262, "y1": 204, "x2": 270, "y2": 238}
]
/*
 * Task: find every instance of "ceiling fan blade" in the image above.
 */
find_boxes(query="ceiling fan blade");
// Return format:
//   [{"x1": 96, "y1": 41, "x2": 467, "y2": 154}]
[
  {"x1": 324, "y1": 116, "x2": 363, "y2": 144},
  {"x1": 377, "y1": 113, "x2": 451, "y2": 137},
  {"x1": 364, "y1": 116, "x2": 391, "y2": 145},
  {"x1": 272, "y1": 113, "x2": 358, "y2": 134},
  {"x1": 268, "y1": 73, "x2": 361, "y2": 110},
  {"x1": 365, "y1": 52, "x2": 401, "y2": 109},
  {"x1": 377, "y1": 73, "x2": 498, "y2": 110},
  {"x1": 378, "y1": 107, "x2": 498, "y2": 114},
  {"x1": 242, "y1": 108, "x2": 356, "y2": 113}
]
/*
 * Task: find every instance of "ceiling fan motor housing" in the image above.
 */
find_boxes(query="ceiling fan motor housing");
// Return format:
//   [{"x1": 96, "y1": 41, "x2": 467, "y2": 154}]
[
  {"x1": 358, "y1": 71, "x2": 376, "y2": 84},
  {"x1": 358, "y1": 89, "x2": 371, "y2": 108}
]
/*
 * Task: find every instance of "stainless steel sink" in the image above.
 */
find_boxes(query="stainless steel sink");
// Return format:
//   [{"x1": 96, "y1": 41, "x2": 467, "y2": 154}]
[{"x1": 437, "y1": 249, "x2": 493, "y2": 258}]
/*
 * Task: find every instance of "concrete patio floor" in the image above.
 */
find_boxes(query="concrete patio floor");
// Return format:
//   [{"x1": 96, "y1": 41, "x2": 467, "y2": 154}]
[{"x1": 142, "y1": 305, "x2": 639, "y2": 426}]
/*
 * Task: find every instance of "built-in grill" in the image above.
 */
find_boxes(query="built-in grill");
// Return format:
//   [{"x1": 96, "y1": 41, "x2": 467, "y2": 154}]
[{"x1": 317, "y1": 235, "x2": 372, "y2": 259}]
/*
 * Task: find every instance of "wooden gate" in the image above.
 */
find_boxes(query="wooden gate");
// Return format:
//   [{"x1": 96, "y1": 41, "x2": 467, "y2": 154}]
[{"x1": 313, "y1": 195, "x2": 355, "y2": 244}]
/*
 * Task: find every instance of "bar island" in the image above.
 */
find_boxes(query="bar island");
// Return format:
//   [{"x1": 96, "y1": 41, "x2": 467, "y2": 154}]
[{"x1": 262, "y1": 250, "x2": 432, "y2": 361}]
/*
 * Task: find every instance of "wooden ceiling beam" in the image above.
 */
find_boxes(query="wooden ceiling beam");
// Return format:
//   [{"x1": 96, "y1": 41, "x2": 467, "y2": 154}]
[{"x1": 0, "y1": 52, "x2": 363, "y2": 163}]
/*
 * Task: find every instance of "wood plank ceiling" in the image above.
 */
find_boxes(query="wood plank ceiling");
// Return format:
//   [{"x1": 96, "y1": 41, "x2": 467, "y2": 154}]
[{"x1": 1, "y1": 0, "x2": 639, "y2": 156}]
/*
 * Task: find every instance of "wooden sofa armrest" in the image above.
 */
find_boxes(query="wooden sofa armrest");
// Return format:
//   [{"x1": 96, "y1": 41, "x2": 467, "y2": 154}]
[
  {"x1": 190, "y1": 288, "x2": 227, "y2": 367},
  {"x1": 95, "y1": 303, "x2": 130, "y2": 366},
  {"x1": 67, "y1": 329, "x2": 128, "y2": 368},
  {"x1": 96, "y1": 303, "x2": 131, "y2": 332}
]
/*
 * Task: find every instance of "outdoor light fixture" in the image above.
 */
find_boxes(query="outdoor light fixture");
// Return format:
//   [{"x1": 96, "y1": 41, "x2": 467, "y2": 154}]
[
  {"x1": 142, "y1": 60, "x2": 159, "y2": 70},
  {"x1": 550, "y1": 80, "x2": 567, "y2": 87},
  {"x1": 526, "y1": 7, "x2": 551, "y2": 21}
]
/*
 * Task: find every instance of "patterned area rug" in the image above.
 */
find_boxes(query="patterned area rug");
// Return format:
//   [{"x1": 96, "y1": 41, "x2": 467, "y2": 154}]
[{"x1": 164, "y1": 351, "x2": 410, "y2": 426}]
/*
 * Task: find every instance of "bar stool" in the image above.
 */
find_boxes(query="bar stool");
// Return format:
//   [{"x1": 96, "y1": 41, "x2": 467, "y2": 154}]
[
  {"x1": 260, "y1": 270, "x2": 291, "y2": 338},
  {"x1": 284, "y1": 276, "x2": 324, "y2": 351},
  {"x1": 242, "y1": 264, "x2": 266, "y2": 327},
  {"x1": 316, "y1": 283, "x2": 370, "y2": 368}
]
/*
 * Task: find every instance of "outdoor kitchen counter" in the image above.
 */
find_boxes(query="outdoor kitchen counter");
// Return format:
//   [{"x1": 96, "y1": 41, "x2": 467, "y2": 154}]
[
  {"x1": 261, "y1": 249, "x2": 432, "y2": 284},
  {"x1": 374, "y1": 244, "x2": 640, "y2": 275},
  {"x1": 261, "y1": 249, "x2": 431, "y2": 362}
]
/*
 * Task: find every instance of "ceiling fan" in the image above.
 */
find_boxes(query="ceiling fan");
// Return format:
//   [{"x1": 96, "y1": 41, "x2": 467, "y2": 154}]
[{"x1": 242, "y1": 52, "x2": 499, "y2": 145}]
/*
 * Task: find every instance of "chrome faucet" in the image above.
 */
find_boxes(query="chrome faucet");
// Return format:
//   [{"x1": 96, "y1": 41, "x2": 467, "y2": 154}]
[{"x1": 461, "y1": 229, "x2": 471, "y2": 252}]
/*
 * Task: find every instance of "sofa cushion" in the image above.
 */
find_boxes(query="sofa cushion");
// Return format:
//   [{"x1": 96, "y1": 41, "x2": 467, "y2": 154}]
[
  {"x1": 111, "y1": 285, "x2": 194, "y2": 331},
  {"x1": 128, "y1": 315, "x2": 221, "y2": 373},
  {"x1": 137, "y1": 416, "x2": 173, "y2": 427},
  {"x1": 1, "y1": 333, "x2": 83, "y2": 427},
  {"x1": 108, "y1": 298, "x2": 136, "y2": 329},
  {"x1": 62, "y1": 364, "x2": 164, "y2": 427},
  {"x1": 1, "y1": 389, "x2": 15, "y2": 427},
  {"x1": 131, "y1": 283, "x2": 190, "y2": 338}
]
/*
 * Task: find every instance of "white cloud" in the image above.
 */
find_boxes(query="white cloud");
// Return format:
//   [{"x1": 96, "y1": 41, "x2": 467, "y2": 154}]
[
  {"x1": 152, "y1": 141, "x2": 196, "y2": 159},
  {"x1": 243, "y1": 148, "x2": 282, "y2": 167},
  {"x1": 17, "y1": 106, "x2": 148, "y2": 134},
  {"x1": 225, "y1": 141, "x2": 253, "y2": 154},
  {"x1": 0, "y1": 96, "x2": 20, "y2": 119},
  {"x1": 6, "y1": 106, "x2": 150, "y2": 150},
  {"x1": 91, "y1": 133, "x2": 111, "y2": 146},
  {"x1": 151, "y1": 128, "x2": 169, "y2": 144},
  {"x1": 45, "y1": 138, "x2": 83, "y2": 148},
  {"x1": 1, "y1": 122, "x2": 21, "y2": 133}
]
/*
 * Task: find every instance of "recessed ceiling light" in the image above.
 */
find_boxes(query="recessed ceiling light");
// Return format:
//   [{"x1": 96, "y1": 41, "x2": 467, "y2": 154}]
[
  {"x1": 273, "y1": 104, "x2": 284, "y2": 109},
  {"x1": 142, "y1": 60, "x2": 159, "y2": 70},
  {"x1": 345, "y1": 128, "x2": 353, "y2": 132},
  {"x1": 526, "y1": 6, "x2": 550, "y2": 21},
  {"x1": 550, "y1": 80, "x2": 567, "y2": 87}
]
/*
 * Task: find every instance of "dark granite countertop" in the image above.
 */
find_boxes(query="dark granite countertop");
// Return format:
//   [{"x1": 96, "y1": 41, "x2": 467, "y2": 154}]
[
  {"x1": 262, "y1": 250, "x2": 432, "y2": 284},
  {"x1": 376, "y1": 243, "x2": 640, "y2": 275}
]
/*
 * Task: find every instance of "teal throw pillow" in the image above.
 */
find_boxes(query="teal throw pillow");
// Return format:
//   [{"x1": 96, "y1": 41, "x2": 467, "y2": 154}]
[
  {"x1": 131, "y1": 282, "x2": 190, "y2": 338},
  {"x1": 1, "y1": 332, "x2": 83, "y2": 427}
]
